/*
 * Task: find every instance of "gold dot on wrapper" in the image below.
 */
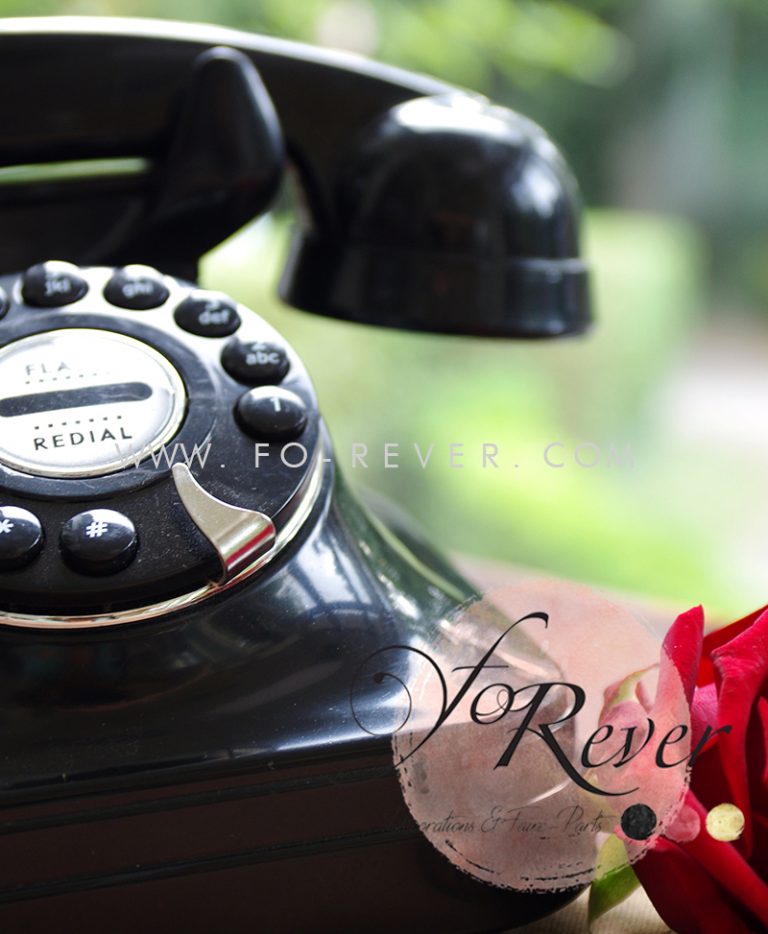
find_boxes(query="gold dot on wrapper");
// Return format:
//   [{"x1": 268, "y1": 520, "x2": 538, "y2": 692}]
[{"x1": 705, "y1": 803, "x2": 745, "y2": 842}]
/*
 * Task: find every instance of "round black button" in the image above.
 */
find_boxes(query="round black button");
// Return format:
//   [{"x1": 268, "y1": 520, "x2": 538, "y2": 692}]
[
  {"x1": 0, "y1": 506, "x2": 44, "y2": 570},
  {"x1": 174, "y1": 293, "x2": 241, "y2": 337},
  {"x1": 222, "y1": 339, "x2": 289, "y2": 385},
  {"x1": 104, "y1": 265, "x2": 170, "y2": 310},
  {"x1": 60, "y1": 509, "x2": 138, "y2": 576},
  {"x1": 22, "y1": 261, "x2": 88, "y2": 307},
  {"x1": 235, "y1": 387, "x2": 308, "y2": 441}
]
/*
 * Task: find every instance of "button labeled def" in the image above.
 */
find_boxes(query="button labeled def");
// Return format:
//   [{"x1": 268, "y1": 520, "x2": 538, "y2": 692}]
[{"x1": 174, "y1": 293, "x2": 241, "y2": 337}]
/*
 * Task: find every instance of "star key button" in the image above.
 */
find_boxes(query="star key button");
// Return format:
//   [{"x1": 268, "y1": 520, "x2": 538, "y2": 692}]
[
  {"x1": 60, "y1": 509, "x2": 138, "y2": 576},
  {"x1": 0, "y1": 506, "x2": 44, "y2": 570}
]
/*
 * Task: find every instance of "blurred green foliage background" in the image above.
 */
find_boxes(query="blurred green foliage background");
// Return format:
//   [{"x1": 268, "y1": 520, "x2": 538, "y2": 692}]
[{"x1": 5, "y1": 0, "x2": 768, "y2": 617}]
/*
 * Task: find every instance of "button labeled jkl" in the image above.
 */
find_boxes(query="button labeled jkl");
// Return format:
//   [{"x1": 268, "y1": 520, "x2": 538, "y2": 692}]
[{"x1": 22, "y1": 261, "x2": 88, "y2": 307}]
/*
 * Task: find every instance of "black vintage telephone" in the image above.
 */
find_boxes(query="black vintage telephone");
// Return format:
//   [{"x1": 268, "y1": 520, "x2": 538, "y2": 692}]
[{"x1": 0, "y1": 17, "x2": 590, "y2": 933}]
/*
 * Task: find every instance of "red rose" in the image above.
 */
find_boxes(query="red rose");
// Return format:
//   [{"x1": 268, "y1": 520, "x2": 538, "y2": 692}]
[{"x1": 634, "y1": 605, "x2": 768, "y2": 933}]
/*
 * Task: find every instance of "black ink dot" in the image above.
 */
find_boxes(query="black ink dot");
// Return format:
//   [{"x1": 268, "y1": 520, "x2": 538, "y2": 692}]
[{"x1": 621, "y1": 804, "x2": 657, "y2": 841}]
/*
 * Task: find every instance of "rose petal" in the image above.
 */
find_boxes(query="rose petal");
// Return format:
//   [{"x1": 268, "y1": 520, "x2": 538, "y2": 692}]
[
  {"x1": 710, "y1": 608, "x2": 768, "y2": 855},
  {"x1": 691, "y1": 683, "x2": 719, "y2": 752},
  {"x1": 664, "y1": 605, "x2": 705, "y2": 704},
  {"x1": 751, "y1": 807, "x2": 768, "y2": 884},
  {"x1": 635, "y1": 836, "x2": 757, "y2": 934},
  {"x1": 682, "y1": 793, "x2": 768, "y2": 928},
  {"x1": 758, "y1": 696, "x2": 768, "y2": 791},
  {"x1": 690, "y1": 744, "x2": 733, "y2": 810},
  {"x1": 700, "y1": 604, "x2": 768, "y2": 686}
]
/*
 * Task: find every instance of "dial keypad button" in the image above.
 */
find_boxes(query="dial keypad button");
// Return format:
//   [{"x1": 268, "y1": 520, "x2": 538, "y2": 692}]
[
  {"x1": 235, "y1": 386, "x2": 307, "y2": 441},
  {"x1": 0, "y1": 506, "x2": 44, "y2": 570},
  {"x1": 60, "y1": 509, "x2": 138, "y2": 576},
  {"x1": 104, "y1": 265, "x2": 169, "y2": 310},
  {"x1": 222, "y1": 339, "x2": 289, "y2": 385},
  {"x1": 174, "y1": 293, "x2": 241, "y2": 337},
  {"x1": 22, "y1": 261, "x2": 88, "y2": 307}
]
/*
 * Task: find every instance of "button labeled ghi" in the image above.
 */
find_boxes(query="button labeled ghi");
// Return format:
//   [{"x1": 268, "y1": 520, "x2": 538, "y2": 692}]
[{"x1": 104, "y1": 265, "x2": 170, "y2": 310}]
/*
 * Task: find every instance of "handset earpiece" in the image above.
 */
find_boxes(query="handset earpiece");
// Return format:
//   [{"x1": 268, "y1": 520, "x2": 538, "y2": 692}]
[{"x1": 281, "y1": 93, "x2": 590, "y2": 337}]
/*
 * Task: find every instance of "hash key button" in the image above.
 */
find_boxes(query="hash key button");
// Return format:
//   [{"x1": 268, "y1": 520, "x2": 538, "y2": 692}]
[
  {"x1": 174, "y1": 293, "x2": 241, "y2": 337},
  {"x1": 222, "y1": 339, "x2": 289, "y2": 385},
  {"x1": 22, "y1": 261, "x2": 88, "y2": 307},
  {"x1": 0, "y1": 506, "x2": 44, "y2": 570},
  {"x1": 60, "y1": 509, "x2": 138, "y2": 576}
]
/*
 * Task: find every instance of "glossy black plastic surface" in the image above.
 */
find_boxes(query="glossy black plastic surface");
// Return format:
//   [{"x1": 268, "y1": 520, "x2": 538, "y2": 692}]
[
  {"x1": 0, "y1": 472, "x2": 578, "y2": 930},
  {"x1": 0, "y1": 19, "x2": 593, "y2": 928},
  {"x1": 283, "y1": 94, "x2": 590, "y2": 337},
  {"x1": 0, "y1": 266, "x2": 320, "y2": 614},
  {"x1": 0, "y1": 18, "x2": 590, "y2": 336}
]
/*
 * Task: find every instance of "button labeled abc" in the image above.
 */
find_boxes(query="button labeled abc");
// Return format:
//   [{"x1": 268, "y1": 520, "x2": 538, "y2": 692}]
[{"x1": 222, "y1": 338, "x2": 289, "y2": 385}]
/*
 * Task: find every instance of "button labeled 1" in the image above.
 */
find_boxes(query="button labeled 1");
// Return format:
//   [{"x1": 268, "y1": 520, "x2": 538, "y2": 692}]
[{"x1": 235, "y1": 387, "x2": 307, "y2": 440}]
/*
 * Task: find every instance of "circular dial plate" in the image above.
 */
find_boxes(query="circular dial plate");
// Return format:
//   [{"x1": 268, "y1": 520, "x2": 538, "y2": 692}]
[
  {"x1": 0, "y1": 263, "x2": 323, "y2": 623},
  {"x1": 0, "y1": 329, "x2": 186, "y2": 478}
]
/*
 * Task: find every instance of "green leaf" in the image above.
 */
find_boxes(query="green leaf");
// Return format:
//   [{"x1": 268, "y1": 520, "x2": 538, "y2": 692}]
[
  {"x1": 588, "y1": 835, "x2": 641, "y2": 931},
  {"x1": 605, "y1": 663, "x2": 656, "y2": 710}
]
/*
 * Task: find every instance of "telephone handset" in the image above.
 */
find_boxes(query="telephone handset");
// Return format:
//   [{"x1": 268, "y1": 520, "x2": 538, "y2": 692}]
[{"x1": 0, "y1": 18, "x2": 590, "y2": 933}]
